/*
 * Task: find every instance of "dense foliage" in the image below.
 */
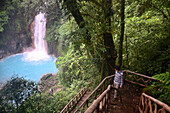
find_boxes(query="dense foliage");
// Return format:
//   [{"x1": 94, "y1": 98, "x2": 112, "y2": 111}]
[
  {"x1": 144, "y1": 72, "x2": 170, "y2": 105},
  {"x1": 124, "y1": 0, "x2": 170, "y2": 75},
  {"x1": 153, "y1": 72, "x2": 170, "y2": 105},
  {"x1": 54, "y1": 0, "x2": 170, "y2": 85},
  {"x1": 0, "y1": 76, "x2": 38, "y2": 113},
  {"x1": 0, "y1": 0, "x2": 42, "y2": 33},
  {"x1": 16, "y1": 87, "x2": 79, "y2": 113},
  {"x1": 0, "y1": 0, "x2": 169, "y2": 112},
  {"x1": 0, "y1": 76, "x2": 83, "y2": 113}
]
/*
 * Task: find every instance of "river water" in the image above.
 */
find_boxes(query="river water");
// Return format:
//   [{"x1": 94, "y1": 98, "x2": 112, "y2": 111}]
[
  {"x1": 0, "y1": 54, "x2": 57, "y2": 83},
  {"x1": 0, "y1": 12, "x2": 58, "y2": 83}
]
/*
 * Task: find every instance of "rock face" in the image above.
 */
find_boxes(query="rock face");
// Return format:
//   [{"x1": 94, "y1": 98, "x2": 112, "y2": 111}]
[
  {"x1": 0, "y1": 33, "x2": 32, "y2": 59},
  {"x1": 47, "y1": 40, "x2": 60, "y2": 57},
  {"x1": 0, "y1": 16, "x2": 32, "y2": 59},
  {"x1": 39, "y1": 73, "x2": 59, "y2": 93}
]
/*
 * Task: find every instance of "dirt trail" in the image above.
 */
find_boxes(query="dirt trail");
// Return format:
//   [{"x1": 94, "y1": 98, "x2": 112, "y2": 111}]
[{"x1": 108, "y1": 82, "x2": 143, "y2": 113}]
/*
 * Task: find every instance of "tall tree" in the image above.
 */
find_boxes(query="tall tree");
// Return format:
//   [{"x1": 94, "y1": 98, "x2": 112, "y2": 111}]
[
  {"x1": 118, "y1": 0, "x2": 125, "y2": 67},
  {"x1": 102, "y1": 0, "x2": 116, "y2": 78},
  {"x1": 63, "y1": 0, "x2": 117, "y2": 79},
  {"x1": 0, "y1": 76, "x2": 37, "y2": 113}
]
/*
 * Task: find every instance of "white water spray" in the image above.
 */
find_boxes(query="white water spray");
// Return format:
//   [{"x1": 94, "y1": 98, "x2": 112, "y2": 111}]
[{"x1": 23, "y1": 12, "x2": 50, "y2": 61}]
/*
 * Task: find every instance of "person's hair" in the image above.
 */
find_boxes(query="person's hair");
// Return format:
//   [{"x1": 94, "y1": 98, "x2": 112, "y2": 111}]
[{"x1": 115, "y1": 65, "x2": 120, "y2": 71}]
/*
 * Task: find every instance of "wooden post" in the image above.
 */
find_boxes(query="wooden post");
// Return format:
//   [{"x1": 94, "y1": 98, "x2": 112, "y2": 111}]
[
  {"x1": 103, "y1": 81, "x2": 105, "y2": 92},
  {"x1": 95, "y1": 91, "x2": 97, "y2": 99},
  {"x1": 86, "y1": 100, "x2": 88, "y2": 107},
  {"x1": 97, "y1": 104, "x2": 99, "y2": 113}
]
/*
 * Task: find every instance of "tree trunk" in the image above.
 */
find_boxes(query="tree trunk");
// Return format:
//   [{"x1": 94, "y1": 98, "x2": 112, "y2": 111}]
[
  {"x1": 125, "y1": 33, "x2": 129, "y2": 68},
  {"x1": 64, "y1": 0, "x2": 116, "y2": 79},
  {"x1": 16, "y1": 101, "x2": 18, "y2": 113},
  {"x1": 119, "y1": 0, "x2": 125, "y2": 67},
  {"x1": 64, "y1": 0, "x2": 91, "y2": 46},
  {"x1": 102, "y1": 33, "x2": 116, "y2": 78},
  {"x1": 101, "y1": 0, "x2": 116, "y2": 79},
  {"x1": 64, "y1": 0, "x2": 84, "y2": 28}
]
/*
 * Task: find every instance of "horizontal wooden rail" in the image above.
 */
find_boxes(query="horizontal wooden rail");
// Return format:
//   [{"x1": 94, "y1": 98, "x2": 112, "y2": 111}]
[
  {"x1": 123, "y1": 70, "x2": 157, "y2": 87},
  {"x1": 139, "y1": 93, "x2": 170, "y2": 113},
  {"x1": 84, "y1": 85, "x2": 111, "y2": 113},
  {"x1": 74, "y1": 74, "x2": 115, "y2": 112},
  {"x1": 84, "y1": 85, "x2": 121, "y2": 113},
  {"x1": 63, "y1": 70, "x2": 160, "y2": 113},
  {"x1": 60, "y1": 87, "x2": 87, "y2": 113}
]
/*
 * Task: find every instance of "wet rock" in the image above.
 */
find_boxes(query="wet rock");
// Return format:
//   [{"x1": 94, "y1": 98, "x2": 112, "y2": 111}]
[
  {"x1": 0, "y1": 50, "x2": 5, "y2": 59},
  {"x1": 40, "y1": 73, "x2": 53, "y2": 81},
  {"x1": 39, "y1": 73, "x2": 59, "y2": 93}
]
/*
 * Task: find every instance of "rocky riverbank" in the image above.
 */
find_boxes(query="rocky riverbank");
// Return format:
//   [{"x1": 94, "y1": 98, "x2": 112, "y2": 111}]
[
  {"x1": 0, "y1": 83, "x2": 4, "y2": 91},
  {"x1": 39, "y1": 73, "x2": 62, "y2": 93},
  {"x1": 0, "y1": 73, "x2": 62, "y2": 93}
]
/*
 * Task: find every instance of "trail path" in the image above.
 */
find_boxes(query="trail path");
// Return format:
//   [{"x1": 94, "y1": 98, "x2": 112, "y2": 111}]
[
  {"x1": 71, "y1": 82, "x2": 142, "y2": 113},
  {"x1": 108, "y1": 82, "x2": 142, "y2": 113}
]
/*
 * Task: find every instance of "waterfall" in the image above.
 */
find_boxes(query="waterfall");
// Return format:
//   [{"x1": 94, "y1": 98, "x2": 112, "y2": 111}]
[{"x1": 23, "y1": 12, "x2": 50, "y2": 61}]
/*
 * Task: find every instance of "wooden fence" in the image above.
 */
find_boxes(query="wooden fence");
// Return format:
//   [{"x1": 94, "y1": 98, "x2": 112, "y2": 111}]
[
  {"x1": 61, "y1": 70, "x2": 169, "y2": 113},
  {"x1": 84, "y1": 70, "x2": 169, "y2": 113},
  {"x1": 84, "y1": 85, "x2": 120, "y2": 113},
  {"x1": 139, "y1": 93, "x2": 170, "y2": 113},
  {"x1": 123, "y1": 70, "x2": 157, "y2": 87},
  {"x1": 73, "y1": 74, "x2": 115, "y2": 112},
  {"x1": 60, "y1": 87, "x2": 87, "y2": 113},
  {"x1": 74, "y1": 70, "x2": 158, "y2": 112}
]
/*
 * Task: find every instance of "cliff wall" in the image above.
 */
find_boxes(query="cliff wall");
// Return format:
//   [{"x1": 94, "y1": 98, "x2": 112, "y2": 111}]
[{"x1": 0, "y1": 15, "x2": 32, "y2": 59}]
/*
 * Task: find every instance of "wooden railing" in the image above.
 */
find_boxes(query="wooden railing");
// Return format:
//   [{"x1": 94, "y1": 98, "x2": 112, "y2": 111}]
[
  {"x1": 60, "y1": 87, "x2": 87, "y2": 113},
  {"x1": 139, "y1": 93, "x2": 170, "y2": 113},
  {"x1": 123, "y1": 70, "x2": 157, "y2": 87},
  {"x1": 84, "y1": 85, "x2": 120, "y2": 113},
  {"x1": 74, "y1": 74, "x2": 115, "y2": 112},
  {"x1": 84, "y1": 71, "x2": 169, "y2": 113},
  {"x1": 62, "y1": 70, "x2": 168, "y2": 113},
  {"x1": 74, "y1": 71, "x2": 158, "y2": 112}
]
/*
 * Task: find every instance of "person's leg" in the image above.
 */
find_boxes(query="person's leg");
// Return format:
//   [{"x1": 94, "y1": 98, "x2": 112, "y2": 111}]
[{"x1": 114, "y1": 82, "x2": 120, "y2": 99}]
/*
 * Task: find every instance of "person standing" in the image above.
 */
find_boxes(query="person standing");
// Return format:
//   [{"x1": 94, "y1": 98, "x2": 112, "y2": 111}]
[
  {"x1": 113, "y1": 65, "x2": 123, "y2": 101},
  {"x1": 50, "y1": 88, "x2": 53, "y2": 94}
]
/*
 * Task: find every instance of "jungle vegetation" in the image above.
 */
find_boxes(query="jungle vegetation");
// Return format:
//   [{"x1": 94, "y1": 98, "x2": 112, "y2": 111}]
[{"x1": 0, "y1": 0, "x2": 169, "y2": 112}]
